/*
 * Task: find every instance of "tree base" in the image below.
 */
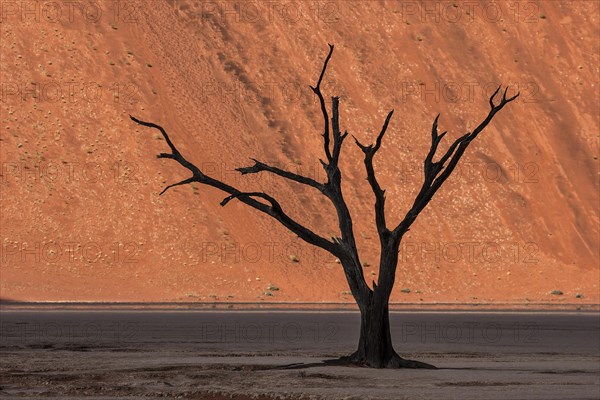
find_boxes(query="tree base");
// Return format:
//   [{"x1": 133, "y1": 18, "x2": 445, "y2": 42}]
[{"x1": 327, "y1": 351, "x2": 437, "y2": 369}]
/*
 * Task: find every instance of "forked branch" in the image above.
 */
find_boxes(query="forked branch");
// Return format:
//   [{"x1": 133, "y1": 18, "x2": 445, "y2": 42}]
[
  {"x1": 309, "y1": 43, "x2": 335, "y2": 163},
  {"x1": 129, "y1": 115, "x2": 338, "y2": 255},
  {"x1": 354, "y1": 110, "x2": 395, "y2": 237},
  {"x1": 392, "y1": 85, "x2": 519, "y2": 238}
]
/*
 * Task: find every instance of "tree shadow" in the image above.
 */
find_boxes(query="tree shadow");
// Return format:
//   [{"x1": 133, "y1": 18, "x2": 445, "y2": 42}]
[{"x1": 269, "y1": 356, "x2": 437, "y2": 370}]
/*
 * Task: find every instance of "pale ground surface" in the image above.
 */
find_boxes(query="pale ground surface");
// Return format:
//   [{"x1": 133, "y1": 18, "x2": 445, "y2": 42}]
[{"x1": 1, "y1": 311, "x2": 598, "y2": 399}]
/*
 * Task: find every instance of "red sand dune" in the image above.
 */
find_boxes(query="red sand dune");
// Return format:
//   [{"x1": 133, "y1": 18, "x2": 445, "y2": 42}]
[{"x1": 1, "y1": 1, "x2": 598, "y2": 305}]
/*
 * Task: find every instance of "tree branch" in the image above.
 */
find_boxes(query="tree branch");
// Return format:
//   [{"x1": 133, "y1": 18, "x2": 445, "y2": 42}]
[
  {"x1": 392, "y1": 85, "x2": 519, "y2": 238},
  {"x1": 159, "y1": 177, "x2": 198, "y2": 196},
  {"x1": 236, "y1": 158, "x2": 325, "y2": 191},
  {"x1": 330, "y1": 96, "x2": 349, "y2": 165},
  {"x1": 220, "y1": 191, "x2": 279, "y2": 208},
  {"x1": 354, "y1": 110, "x2": 394, "y2": 237},
  {"x1": 130, "y1": 115, "x2": 338, "y2": 255},
  {"x1": 130, "y1": 115, "x2": 203, "y2": 176},
  {"x1": 309, "y1": 43, "x2": 335, "y2": 163},
  {"x1": 306, "y1": 49, "x2": 371, "y2": 300}
]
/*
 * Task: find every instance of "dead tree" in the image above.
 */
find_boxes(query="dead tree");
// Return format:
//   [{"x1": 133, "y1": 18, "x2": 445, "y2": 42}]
[{"x1": 130, "y1": 44, "x2": 518, "y2": 369}]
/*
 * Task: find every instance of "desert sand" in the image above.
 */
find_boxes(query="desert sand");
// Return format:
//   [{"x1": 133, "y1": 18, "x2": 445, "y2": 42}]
[{"x1": 1, "y1": 2, "x2": 599, "y2": 304}]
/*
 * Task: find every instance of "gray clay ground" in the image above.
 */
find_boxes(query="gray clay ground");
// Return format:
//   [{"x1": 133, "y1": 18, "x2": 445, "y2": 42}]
[{"x1": 1, "y1": 310, "x2": 598, "y2": 399}]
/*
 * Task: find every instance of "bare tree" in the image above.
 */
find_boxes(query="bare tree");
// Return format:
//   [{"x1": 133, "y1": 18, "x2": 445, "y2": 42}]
[{"x1": 130, "y1": 44, "x2": 519, "y2": 369}]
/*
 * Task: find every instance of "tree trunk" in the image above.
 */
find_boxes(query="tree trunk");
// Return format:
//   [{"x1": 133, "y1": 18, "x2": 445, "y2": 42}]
[{"x1": 346, "y1": 295, "x2": 437, "y2": 369}]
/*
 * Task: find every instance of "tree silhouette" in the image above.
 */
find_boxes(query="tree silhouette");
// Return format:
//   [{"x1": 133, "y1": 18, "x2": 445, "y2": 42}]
[{"x1": 130, "y1": 44, "x2": 519, "y2": 369}]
